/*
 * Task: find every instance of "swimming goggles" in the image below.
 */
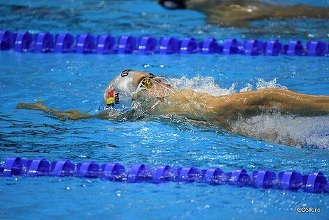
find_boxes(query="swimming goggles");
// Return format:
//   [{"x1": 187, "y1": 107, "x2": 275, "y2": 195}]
[{"x1": 138, "y1": 74, "x2": 155, "y2": 89}]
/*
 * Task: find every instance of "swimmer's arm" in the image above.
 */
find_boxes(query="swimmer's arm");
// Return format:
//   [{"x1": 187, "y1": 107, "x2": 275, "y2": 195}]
[
  {"x1": 190, "y1": 1, "x2": 329, "y2": 27},
  {"x1": 205, "y1": 88, "x2": 329, "y2": 122},
  {"x1": 16, "y1": 101, "x2": 110, "y2": 120},
  {"x1": 153, "y1": 88, "x2": 329, "y2": 123}
]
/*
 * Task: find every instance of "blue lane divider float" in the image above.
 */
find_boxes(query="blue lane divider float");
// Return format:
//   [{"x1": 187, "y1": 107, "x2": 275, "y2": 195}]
[
  {"x1": 1, "y1": 30, "x2": 328, "y2": 56},
  {"x1": 1, "y1": 157, "x2": 328, "y2": 193}
]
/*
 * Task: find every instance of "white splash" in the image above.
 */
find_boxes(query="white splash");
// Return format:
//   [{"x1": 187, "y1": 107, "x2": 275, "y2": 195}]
[
  {"x1": 168, "y1": 75, "x2": 235, "y2": 96},
  {"x1": 167, "y1": 76, "x2": 329, "y2": 148},
  {"x1": 232, "y1": 115, "x2": 329, "y2": 149},
  {"x1": 255, "y1": 78, "x2": 287, "y2": 90},
  {"x1": 168, "y1": 76, "x2": 286, "y2": 95}
]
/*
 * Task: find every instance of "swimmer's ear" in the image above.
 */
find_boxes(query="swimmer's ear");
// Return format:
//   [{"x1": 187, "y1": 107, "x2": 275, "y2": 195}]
[{"x1": 131, "y1": 90, "x2": 150, "y2": 102}]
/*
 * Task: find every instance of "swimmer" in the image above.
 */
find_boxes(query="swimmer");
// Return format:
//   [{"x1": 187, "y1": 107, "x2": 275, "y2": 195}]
[
  {"x1": 158, "y1": 0, "x2": 329, "y2": 28},
  {"x1": 16, "y1": 69, "x2": 329, "y2": 146}
]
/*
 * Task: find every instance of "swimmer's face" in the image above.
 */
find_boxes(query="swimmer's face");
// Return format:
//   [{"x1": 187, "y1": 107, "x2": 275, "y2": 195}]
[{"x1": 133, "y1": 71, "x2": 174, "y2": 98}]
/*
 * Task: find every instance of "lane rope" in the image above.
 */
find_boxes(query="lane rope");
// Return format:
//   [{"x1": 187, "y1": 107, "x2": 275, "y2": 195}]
[
  {"x1": 1, "y1": 157, "x2": 328, "y2": 193},
  {"x1": 1, "y1": 30, "x2": 328, "y2": 56}
]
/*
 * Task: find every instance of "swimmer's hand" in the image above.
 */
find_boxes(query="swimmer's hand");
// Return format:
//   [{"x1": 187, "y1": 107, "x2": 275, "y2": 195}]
[
  {"x1": 16, "y1": 101, "x2": 92, "y2": 120},
  {"x1": 16, "y1": 100, "x2": 50, "y2": 112}
]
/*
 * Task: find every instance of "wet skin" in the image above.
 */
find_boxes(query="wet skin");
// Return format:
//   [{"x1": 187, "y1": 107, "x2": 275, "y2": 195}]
[
  {"x1": 16, "y1": 71, "x2": 329, "y2": 146},
  {"x1": 181, "y1": 0, "x2": 329, "y2": 28}
]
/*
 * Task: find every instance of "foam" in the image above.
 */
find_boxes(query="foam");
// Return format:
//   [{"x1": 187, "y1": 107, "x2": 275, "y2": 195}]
[
  {"x1": 168, "y1": 76, "x2": 286, "y2": 96},
  {"x1": 232, "y1": 115, "x2": 329, "y2": 149},
  {"x1": 167, "y1": 76, "x2": 328, "y2": 148},
  {"x1": 168, "y1": 75, "x2": 236, "y2": 96}
]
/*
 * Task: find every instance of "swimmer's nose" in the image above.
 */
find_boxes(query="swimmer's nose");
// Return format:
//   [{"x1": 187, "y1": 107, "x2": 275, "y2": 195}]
[
  {"x1": 153, "y1": 77, "x2": 172, "y2": 88},
  {"x1": 153, "y1": 77, "x2": 163, "y2": 83}
]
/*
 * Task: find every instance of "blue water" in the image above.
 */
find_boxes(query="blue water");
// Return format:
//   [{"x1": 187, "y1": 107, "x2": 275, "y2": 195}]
[{"x1": 1, "y1": 0, "x2": 329, "y2": 219}]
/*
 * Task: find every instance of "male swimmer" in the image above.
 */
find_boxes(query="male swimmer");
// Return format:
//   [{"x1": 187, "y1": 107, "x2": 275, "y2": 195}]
[
  {"x1": 16, "y1": 69, "x2": 329, "y2": 147},
  {"x1": 158, "y1": 0, "x2": 329, "y2": 28}
]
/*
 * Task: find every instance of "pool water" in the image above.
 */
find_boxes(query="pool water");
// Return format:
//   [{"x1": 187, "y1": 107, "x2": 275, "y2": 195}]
[{"x1": 0, "y1": 0, "x2": 329, "y2": 219}]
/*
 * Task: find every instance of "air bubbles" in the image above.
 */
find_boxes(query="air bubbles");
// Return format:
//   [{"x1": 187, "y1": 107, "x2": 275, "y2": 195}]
[
  {"x1": 307, "y1": 34, "x2": 315, "y2": 38},
  {"x1": 168, "y1": 75, "x2": 235, "y2": 96},
  {"x1": 168, "y1": 76, "x2": 286, "y2": 96},
  {"x1": 143, "y1": 64, "x2": 167, "y2": 68},
  {"x1": 256, "y1": 78, "x2": 287, "y2": 90}
]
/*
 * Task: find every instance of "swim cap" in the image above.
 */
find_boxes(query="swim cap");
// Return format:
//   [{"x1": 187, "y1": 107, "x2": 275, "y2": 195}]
[
  {"x1": 102, "y1": 69, "x2": 151, "y2": 111},
  {"x1": 159, "y1": 0, "x2": 186, "y2": 9}
]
